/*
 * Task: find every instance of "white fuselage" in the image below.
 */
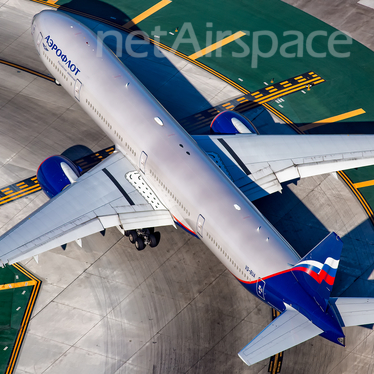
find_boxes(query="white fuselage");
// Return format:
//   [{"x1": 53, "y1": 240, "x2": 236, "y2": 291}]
[{"x1": 32, "y1": 10, "x2": 300, "y2": 291}]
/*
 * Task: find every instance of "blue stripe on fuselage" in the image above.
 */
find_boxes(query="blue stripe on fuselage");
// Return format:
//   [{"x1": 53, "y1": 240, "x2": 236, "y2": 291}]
[{"x1": 173, "y1": 218, "x2": 199, "y2": 239}]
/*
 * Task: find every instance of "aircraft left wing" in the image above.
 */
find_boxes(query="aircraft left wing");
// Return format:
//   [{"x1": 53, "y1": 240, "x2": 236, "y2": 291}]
[
  {"x1": 194, "y1": 134, "x2": 374, "y2": 201},
  {"x1": 238, "y1": 305, "x2": 323, "y2": 366},
  {"x1": 0, "y1": 151, "x2": 173, "y2": 265}
]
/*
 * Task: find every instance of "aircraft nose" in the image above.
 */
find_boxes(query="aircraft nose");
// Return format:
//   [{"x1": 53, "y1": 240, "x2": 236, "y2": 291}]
[
  {"x1": 32, "y1": 9, "x2": 56, "y2": 30},
  {"x1": 32, "y1": 11, "x2": 42, "y2": 26},
  {"x1": 31, "y1": 13, "x2": 39, "y2": 32},
  {"x1": 31, "y1": 14, "x2": 37, "y2": 36}
]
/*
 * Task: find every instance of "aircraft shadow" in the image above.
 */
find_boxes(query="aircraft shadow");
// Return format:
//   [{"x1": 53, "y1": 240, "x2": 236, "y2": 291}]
[{"x1": 60, "y1": 0, "x2": 139, "y2": 29}]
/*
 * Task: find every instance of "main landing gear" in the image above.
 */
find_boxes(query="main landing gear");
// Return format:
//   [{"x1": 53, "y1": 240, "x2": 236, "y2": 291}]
[{"x1": 125, "y1": 228, "x2": 161, "y2": 251}]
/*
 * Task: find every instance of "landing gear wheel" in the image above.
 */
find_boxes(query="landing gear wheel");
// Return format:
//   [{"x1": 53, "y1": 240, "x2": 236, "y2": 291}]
[
  {"x1": 149, "y1": 234, "x2": 158, "y2": 248},
  {"x1": 128, "y1": 230, "x2": 138, "y2": 244},
  {"x1": 150, "y1": 232, "x2": 161, "y2": 248},
  {"x1": 124, "y1": 230, "x2": 130, "y2": 237},
  {"x1": 135, "y1": 237, "x2": 145, "y2": 251}
]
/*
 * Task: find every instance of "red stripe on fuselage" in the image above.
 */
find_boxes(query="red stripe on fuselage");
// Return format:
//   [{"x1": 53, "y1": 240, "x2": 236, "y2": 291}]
[
  {"x1": 172, "y1": 215, "x2": 197, "y2": 236},
  {"x1": 233, "y1": 266, "x2": 335, "y2": 286}
]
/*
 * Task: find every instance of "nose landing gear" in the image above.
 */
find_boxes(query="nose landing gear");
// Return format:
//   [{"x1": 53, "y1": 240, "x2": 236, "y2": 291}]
[{"x1": 125, "y1": 228, "x2": 161, "y2": 251}]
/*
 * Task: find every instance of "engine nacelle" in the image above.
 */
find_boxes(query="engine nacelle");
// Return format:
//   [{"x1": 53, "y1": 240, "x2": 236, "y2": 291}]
[
  {"x1": 210, "y1": 111, "x2": 258, "y2": 135},
  {"x1": 37, "y1": 155, "x2": 81, "y2": 199}
]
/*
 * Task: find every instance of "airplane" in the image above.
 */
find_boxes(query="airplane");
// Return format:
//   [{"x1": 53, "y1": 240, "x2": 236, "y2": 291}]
[{"x1": 1, "y1": 9, "x2": 374, "y2": 366}]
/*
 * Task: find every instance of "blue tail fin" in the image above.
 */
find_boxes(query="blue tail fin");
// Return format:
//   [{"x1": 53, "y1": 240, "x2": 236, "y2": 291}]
[{"x1": 292, "y1": 232, "x2": 343, "y2": 311}]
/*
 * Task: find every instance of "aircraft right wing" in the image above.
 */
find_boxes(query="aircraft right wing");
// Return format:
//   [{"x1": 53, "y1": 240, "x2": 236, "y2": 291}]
[
  {"x1": 194, "y1": 134, "x2": 374, "y2": 201},
  {"x1": 238, "y1": 305, "x2": 323, "y2": 366},
  {"x1": 0, "y1": 151, "x2": 173, "y2": 265}
]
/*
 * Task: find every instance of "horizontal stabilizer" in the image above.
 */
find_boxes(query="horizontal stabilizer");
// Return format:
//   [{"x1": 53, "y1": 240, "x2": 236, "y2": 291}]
[
  {"x1": 238, "y1": 305, "x2": 322, "y2": 366},
  {"x1": 331, "y1": 298, "x2": 374, "y2": 327}
]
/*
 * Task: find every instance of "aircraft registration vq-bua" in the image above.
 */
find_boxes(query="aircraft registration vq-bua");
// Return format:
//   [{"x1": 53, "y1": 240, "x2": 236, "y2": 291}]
[{"x1": 1, "y1": 9, "x2": 374, "y2": 366}]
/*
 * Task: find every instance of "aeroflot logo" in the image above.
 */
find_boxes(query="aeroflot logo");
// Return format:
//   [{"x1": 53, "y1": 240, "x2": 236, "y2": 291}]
[{"x1": 44, "y1": 35, "x2": 81, "y2": 76}]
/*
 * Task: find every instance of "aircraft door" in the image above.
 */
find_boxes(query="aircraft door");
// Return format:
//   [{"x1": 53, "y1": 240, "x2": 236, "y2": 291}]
[
  {"x1": 74, "y1": 80, "x2": 82, "y2": 101},
  {"x1": 139, "y1": 151, "x2": 148, "y2": 174},
  {"x1": 256, "y1": 278, "x2": 266, "y2": 300},
  {"x1": 196, "y1": 214, "x2": 205, "y2": 238}
]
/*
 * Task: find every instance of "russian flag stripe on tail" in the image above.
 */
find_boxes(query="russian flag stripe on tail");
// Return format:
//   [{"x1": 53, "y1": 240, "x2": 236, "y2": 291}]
[
  {"x1": 291, "y1": 232, "x2": 343, "y2": 311},
  {"x1": 293, "y1": 257, "x2": 339, "y2": 286}
]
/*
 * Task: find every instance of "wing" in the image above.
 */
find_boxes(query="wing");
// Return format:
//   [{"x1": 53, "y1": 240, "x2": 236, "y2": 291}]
[
  {"x1": 0, "y1": 146, "x2": 114, "y2": 208},
  {"x1": 194, "y1": 134, "x2": 374, "y2": 201},
  {"x1": 0, "y1": 152, "x2": 173, "y2": 265},
  {"x1": 238, "y1": 305, "x2": 322, "y2": 366}
]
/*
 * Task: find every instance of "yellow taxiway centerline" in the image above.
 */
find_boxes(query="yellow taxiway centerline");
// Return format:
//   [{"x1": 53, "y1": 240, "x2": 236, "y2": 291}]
[
  {"x1": 353, "y1": 180, "x2": 374, "y2": 189},
  {"x1": 189, "y1": 31, "x2": 246, "y2": 60},
  {"x1": 6, "y1": 264, "x2": 41, "y2": 374},
  {"x1": 299, "y1": 108, "x2": 366, "y2": 131},
  {"x1": 0, "y1": 280, "x2": 37, "y2": 291},
  {"x1": 0, "y1": 59, "x2": 55, "y2": 82},
  {"x1": 123, "y1": 0, "x2": 172, "y2": 28},
  {"x1": 338, "y1": 171, "x2": 374, "y2": 225}
]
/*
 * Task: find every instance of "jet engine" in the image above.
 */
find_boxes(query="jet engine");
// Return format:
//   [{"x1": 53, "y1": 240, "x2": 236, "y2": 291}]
[
  {"x1": 210, "y1": 111, "x2": 258, "y2": 135},
  {"x1": 37, "y1": 155, "x2": 81, "y2": 198}
]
